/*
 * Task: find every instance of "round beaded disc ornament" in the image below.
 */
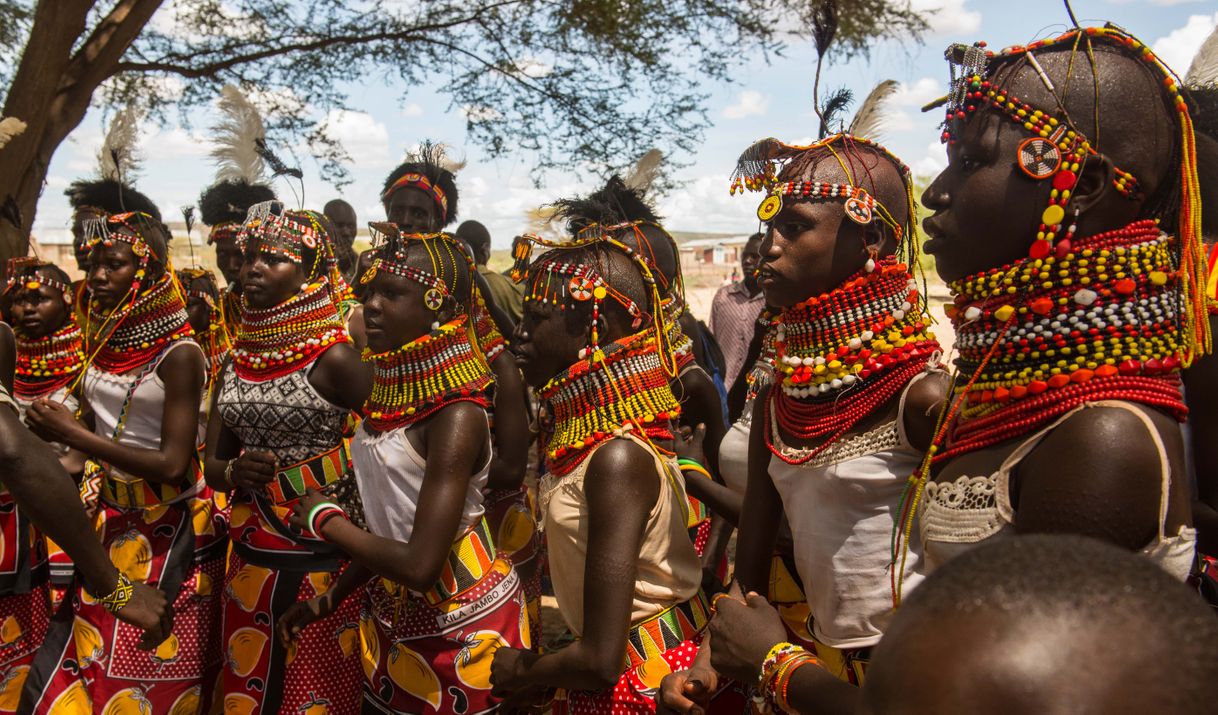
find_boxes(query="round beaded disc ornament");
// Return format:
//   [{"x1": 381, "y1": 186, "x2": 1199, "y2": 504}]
[
  {"x1": 757, "y1": 194, "x2": 782, "y2": 221},
  {"x1": 844, "y1": 196, "x2": 873, "y2": 225},
  {"x1": 1016, "y1": 137, "x2": 1062, "y2": 179}
]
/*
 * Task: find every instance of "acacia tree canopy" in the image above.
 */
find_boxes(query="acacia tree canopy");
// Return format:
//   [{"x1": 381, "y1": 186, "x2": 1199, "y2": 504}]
[{"x1": 0, "y1": 0, "x2": 927, "y2": 260}]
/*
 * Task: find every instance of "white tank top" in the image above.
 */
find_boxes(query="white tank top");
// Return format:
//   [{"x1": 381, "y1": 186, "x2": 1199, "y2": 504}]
[
  {"x1": 351, "y1": 414, "x2": 492, "y2": 543},
  {"x1": 16, "y1": 387, "x2": 78, "y2": 457},
  {"x1": 83, "y1": 341, "x2": 205, "y2": 456},
  {"x1": 765, "y1": 375, "x2": 931, "y2": 649},
  {"x1": 920, "y1": 400, "x2": 1196, "y2": 581}
]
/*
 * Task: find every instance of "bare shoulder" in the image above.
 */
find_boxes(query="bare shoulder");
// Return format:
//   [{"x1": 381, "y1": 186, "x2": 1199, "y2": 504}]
[{"x1": 585, "y1": 438, "x2": 663, "y2": 509}]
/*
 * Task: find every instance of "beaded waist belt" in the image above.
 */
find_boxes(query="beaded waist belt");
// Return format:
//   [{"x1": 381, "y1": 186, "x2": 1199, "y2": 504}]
[
  {"x1": 96, "y1": 458, "x2": 206, "y2": 509},
  {"x1": 268, "y1": 442, "x2": 351, "y2": 505},
  {"x1": 624, "y1": 589, "x2": 711, "y2": 670}
]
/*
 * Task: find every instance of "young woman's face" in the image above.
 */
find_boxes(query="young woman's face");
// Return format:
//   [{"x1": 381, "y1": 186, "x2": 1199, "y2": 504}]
[
  {"x1": 9, "y1": 279, "x2": 69, "y2": 340},
  {"x1": 184, "y1": 278, "x2": 214, "y2": 335},
  {"x1": 361, "y1": 271, "x2": 443, "y2": 354},
  {"x1": 757, "y1": 198, "x2": 870, "y2": 309},
  {"x1": 512, "y1": 286, "x2": 584, "y2": 387},
  {"x1": 213, "y1": 234, "x2": 244, "y2": 289},
  {"x1": 385, "y1": 188, "x2": 442, "y2": 233},
  {"x1": 239, "y1": 242, "x2": 307, "y2": 310},
  {"x1": 87, "y1": 241, "x2": 141, "y2": 311}
]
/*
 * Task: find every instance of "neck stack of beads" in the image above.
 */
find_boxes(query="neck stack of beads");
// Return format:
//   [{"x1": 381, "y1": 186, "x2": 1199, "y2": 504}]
[
  {"x1": 663, "y1": 295, "x2": 696, "y2": 372},
  {"x1": 14, "y1": 319, "x2": 84, "y2": 399},
  {"x1": 538, "y1": 330, "x2": 681, "y2": 475},
  {"x1": 940, "y1": 219, "x2": 1189, "y2": 459},
  {"x1": 765, "y1": 258, "x2": 940, "y2": 464},
  {"x1": 472, "y1": 287, "x2": 506, "y2": 362},
  {"x1": 363, "y1": 314, "x2": 493, "y2": 432},
  {"x1": 233, "y1": 279, "x2": 349, "y2": 382},
  {"x1": 88, "y1": 274, "x2": 193, "y2": 375}
]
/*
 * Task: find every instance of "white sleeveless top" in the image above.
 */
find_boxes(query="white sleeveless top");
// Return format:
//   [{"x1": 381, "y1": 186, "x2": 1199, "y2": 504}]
[
  {"x1": 765, "y1": 375, "x2": 932, "y2": 649},
  {"x1": 83, "y1": 341, "x2": 206, "y2": 459},
  {"x1": 351, "y1": 414, "x2": 492, "y2": 543},
  {"x1": 920, "y1": 400, "x2": 1196, "y2": 581},
  {"x1": 539, "y1": 433, "x2": 701, "y2": 636}
]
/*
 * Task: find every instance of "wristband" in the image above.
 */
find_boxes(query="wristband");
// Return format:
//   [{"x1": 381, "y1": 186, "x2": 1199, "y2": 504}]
[
  {"x1": 758, "y1": 642, "x2": 802, "y2": 695},
  {"x1": 313, "y1": 508, "x2": 348, "y2": 539},
  {"x1": 774, "y1": 652, "x2": 818, "y2": 713},
  {"x1": 92, "y1": 572, "x2": 135, "y2": 615},
  {"x1": 305, "y1": 501, "x2": 342, "y2": 536},
  {"x1": 678, "y1": 461, "x2": 713, "y2": 480}
]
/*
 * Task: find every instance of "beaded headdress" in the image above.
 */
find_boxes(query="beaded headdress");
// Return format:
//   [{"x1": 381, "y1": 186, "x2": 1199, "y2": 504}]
[
  {"x1": 237, "y1": 201, "x2": 354, "y2": 305},
  {"x1": 177, "y1": 266, "x2": 229, "y2": 385},
  {"x1": 931, "y1": 25, "x2": 1208, "y2": 361},
  {"x1": 731, "y1": 134, "x2": 920, "y2": 269},
  {"x1": 511, "y1": 227, "x2": 675, "y2": 367},
  {"x1": 359, "y1": 225, "x2": 494, "y2": 432},
  {"x1": 3, "y1": 257, "x2": 71, "y2": 302}
]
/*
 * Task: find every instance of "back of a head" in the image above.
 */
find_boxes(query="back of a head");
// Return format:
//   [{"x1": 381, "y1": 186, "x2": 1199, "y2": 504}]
[
  {"x1": 66, "y1": 179, "x2": 162, "y2": 221},
  {"x1": 864, "y1": 535, "x2": 1218, "y2": 714},
  {"x1": 456, "y1": 220, "x2": 491, "y2": 255}
]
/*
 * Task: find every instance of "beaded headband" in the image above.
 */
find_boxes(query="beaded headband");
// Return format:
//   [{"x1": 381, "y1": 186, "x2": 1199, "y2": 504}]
[
  {"x1": 3, "y1": 258, "x2": 70, "y2": 298},
  {"x1": 601, "y1": 219, "x2": 684, "y2": 300},
  {"x1": 512, "y1": 228, "x2": 673, "y2": 366},
  {"x1": 363, "y1": 223, "x2": 477, "y2": 307},
  {"x1": 380, "y1": 172, "x2": 448, "y2": 219},
  {"x1": 237, "y1": 201, "x2": 322, "y2": 265},
  {"x1": 207, "y1": 221, "x2": 240, "y2": 246},
  {"x1": 731, "y1": 133, "x2": 920, "y2": 268},
  {"x1": 177, "y1": 267, "x2": 220, "y2": 309},
  {"x1": 931, "y1": 25, "x2": 1207, "y2": 362}
]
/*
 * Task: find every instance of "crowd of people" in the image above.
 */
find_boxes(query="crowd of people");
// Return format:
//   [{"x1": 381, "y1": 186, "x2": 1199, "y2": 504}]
[{"x1": 0, "y1": 20, "x2": 1216, "y2": 715}]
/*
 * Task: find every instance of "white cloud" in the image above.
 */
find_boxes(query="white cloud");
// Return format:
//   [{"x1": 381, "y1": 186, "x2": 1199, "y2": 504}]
[
  {"x1": 910, "y1": 0, "x2": 982, "y2": 36},
  {"x1": 656, "y1": 175, "x2": 758, "y2": 233},
  {"x1": 1152, "y1": 12, "x2": 1218, "y2": 76},
  {"x1": 401, "y1": 103, "x2": 424, "y2": 118},
  {"x1": 892, "y1": 78, "x2": 944, "y2": 108},
  {"x1": 145, "y1": 126, "x2": 209, "y2": 160},
  {"x1": 723, "y1": 90, "x2": 769, "y2": 120},
  {"x1": 913, "y1": 140, "x2": 948, "y2": 179},
  {"x1": 1149, "y1": 0, "x2": 1206, "y2": 6},
  {"x1": 319, "y1": 110, "x2": 390, "y2": 168}
]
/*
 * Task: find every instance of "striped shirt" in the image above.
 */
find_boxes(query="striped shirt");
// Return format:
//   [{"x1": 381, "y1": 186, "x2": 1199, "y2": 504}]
[{"x1": 709, "y1": 281, "x2": 766, "y2": 389}]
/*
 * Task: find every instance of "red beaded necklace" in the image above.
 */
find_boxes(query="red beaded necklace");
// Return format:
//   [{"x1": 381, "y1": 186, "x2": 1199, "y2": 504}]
[
  {"x1": 86, "y1": 274, "x2": 193, "y2": 375},
  {"x1": 538, "y1": 330, "x2": 680, "y2": 476},
  {"x1": 232, "y1": 279, "x2": 350, "y2": 382},
  {"x1": 14, "y1": 319, "x2": 84, "y2": 400},
  {"x1": 363, "y1": 314, "x2": 493, "y2": 432},
  {"x1": 938, "y1": 219, "x2": 1188, "y2": 460},
  {"x1": 765, "y1": 258, "x2": 940, "y2": 464}
]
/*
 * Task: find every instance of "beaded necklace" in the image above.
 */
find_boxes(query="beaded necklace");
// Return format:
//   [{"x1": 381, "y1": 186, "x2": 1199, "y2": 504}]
[
  {"x1": 537, "y1": 330, "x2": 680, "y2": 475},
  {"x1": 14, "y1": 320, "x2": 84, "y2": 400},
  {"x1": 232, "y1": 279, "x2": 349, "y2": 382},
  {"x1": 179, "y1": 267, "x2": 231, "y2": 386},
  {"x1": 363, "y1": 314, "x2": 493, "y2": 432},
  {"x1": 86, "y1": 274, "x2": 193, "y2": 375},
  {"x1": 764, "y1": 258, "x2": 940, "y2": 464},
  {"x1": 663, "y1": 296, "x2": 695, "y2": 371},
  {"x1": 473, "y1": 287, "x2": 507, "y2": 362},
  {"x1": 941, "y1": 219, "x2": 1188, "y2": 457}
]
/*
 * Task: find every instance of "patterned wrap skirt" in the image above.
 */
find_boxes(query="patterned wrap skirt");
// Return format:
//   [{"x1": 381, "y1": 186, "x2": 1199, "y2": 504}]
[
  {"x1": 23, "y1": 462, "x2": 227, "y2": 713},
  {"x1": 0, "y1": 485, "x2": 51, "y2": 713},
  {"x1": 483, "y1": 486, "x2": 542, "y2": 646},
  {"x1": 360, "y1": 518, "x2": 528, "y2": 714}
]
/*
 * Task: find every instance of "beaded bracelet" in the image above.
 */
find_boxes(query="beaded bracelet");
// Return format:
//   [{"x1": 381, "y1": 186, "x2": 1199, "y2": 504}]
[
  {"x1": 772, "y1": 651, "x2": 819, "y2": 713},
  {"x1": 93, "y1": 572, "x2": 135, "y2": 615},
  {"x1": 306, "y1": 502, "x2": 345, "y2": 538},
  {"x1": 678, "y1": 459, "x2": 713, "y2": 480},
  {"x1": 313, "y1": 508, "x2": 348, "y2": 540},
  {"x1": 756, "y1": 642, "x2": 808, "y2": 711}
]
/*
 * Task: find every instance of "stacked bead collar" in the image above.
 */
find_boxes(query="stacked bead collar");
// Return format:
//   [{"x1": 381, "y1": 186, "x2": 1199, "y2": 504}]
[
  {"x1": 764, "y1": 258, "x2": 940, "y2": 464},
  {"x1": 87, "y1": 274, "x2": 193, "y2": 375},
  {"x1": 14, "y1": 319, "x2": 84, "y2": 399},
  {"x1": 537, "y1": 330, "x2": 680, "y2": 476},
  {"x1": 362, "y1": 314, "x2": 493, "y2": 432},
  {"x1": 941, "y1": 219, "x2": 1188, "y2": 459},
  {"x1": 232, "y1": 279, "x2": 350, "y2": 382}
]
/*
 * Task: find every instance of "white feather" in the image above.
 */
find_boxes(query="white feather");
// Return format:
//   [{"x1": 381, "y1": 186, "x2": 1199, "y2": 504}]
[
  {"x1": 624, "y1": 149, "x2": 663, "y2": 194},
  {"x1": 0, "y1": 117, "x2": 26, "y2": 151},
  {"x1": 211, "y1": 85, "x2": 267, "y2": 184},
  {"x1": 403, "y1": 142, "x2": 466, "y2": 174},
  {"x1": 1187, "y1": 27, "x2": 1218, "y2": 87},
  {"x1": 849, "y1": 80, "x2": 899, "y2": 141},
  {"x1": 97, "y1": 107, "x2": 142, "y2": 183}
]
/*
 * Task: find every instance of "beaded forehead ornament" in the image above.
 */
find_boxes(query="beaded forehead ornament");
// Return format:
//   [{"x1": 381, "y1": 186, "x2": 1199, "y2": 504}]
[
  {"x1": 934, "y1": 27, "x2": 1203, "y2": 305},
  {"x1": 3, "y1": 257, "x2": 71, "y2": 300},
  {"x1": 380, "y1": 173, "x2": 449, "y2": 221},
  {"x1": 512, "y1": 227, "x2": 673, "y2": 367},
  {"x1": 730, "y1": 134, "x2": 920, "y2": 270},
  {"x1": 237, "y1": 201, "x2": 322, "y2": 266},
  {"x1": 363, "y1": 222, "x2": 477, "y2": 311}
]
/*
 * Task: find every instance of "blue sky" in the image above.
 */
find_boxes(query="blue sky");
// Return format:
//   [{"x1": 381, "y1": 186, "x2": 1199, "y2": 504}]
[{"x1": 33, "y1": 0, "x2": 1218, "y2": 248}]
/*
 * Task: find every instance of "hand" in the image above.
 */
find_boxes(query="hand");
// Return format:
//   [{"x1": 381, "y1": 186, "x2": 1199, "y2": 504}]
[
  {"x1": 114, "y1": 582, "x2": 174, "y2": 651},
  {"x1": 657, "y1": 665, "x2": 720, "y2": 715},
  {"x1": 24, "y1": 398, "x2": 85, "y2": 445},
  {"x1": 708, "y1": 591, "x2": 790, "y2": 684},
  {"x1": 287, "y1": 488, "x2": 335, "y2": 533},
  {"x1": 277, "y1": 594, "x2": 334, "y2": 648},
  {"x1": 675, "y1": 423, "x2": 708, "y2": 464},
  {"x1": 228, "y1": 450, "x2": 277, "y2": 491},
  {"x1": 491, "y1": 646, "x2": 540, "y2": 698}
]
